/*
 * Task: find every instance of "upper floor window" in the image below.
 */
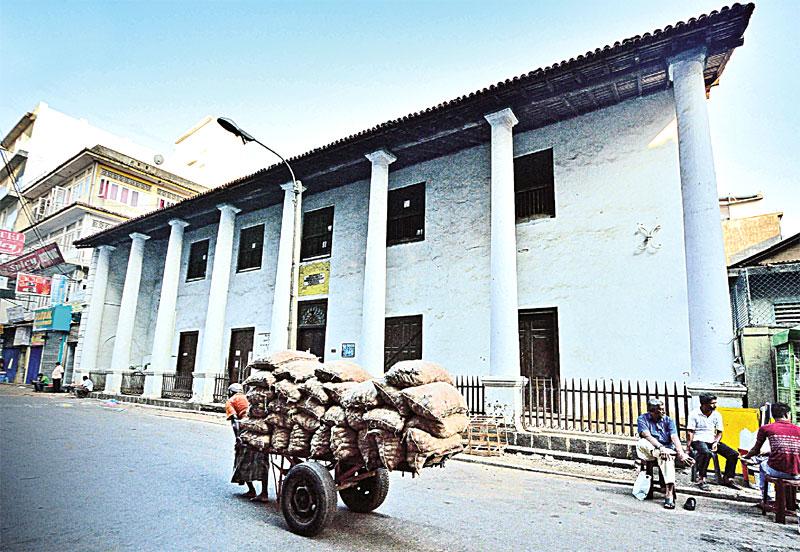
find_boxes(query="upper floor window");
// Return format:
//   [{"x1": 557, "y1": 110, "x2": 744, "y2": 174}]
[
  {"x1": 186, "y1": 239, "x2": 209, "y2": 281},
  {"x1": 514, "y1": 148, "x2": 555, "y2": 221},
  {"x1": 98, "y1": 178, "x2": 139, "y2": 207},
  {"x1": 237, "y1": 224, "x2": 264, "y2": 272},
  {"x1": 387, "y1": 182, "x2": 425, "y2": 246},
  {"x1": 301, "y1": 206, "x2": 334, "y2": 261}
]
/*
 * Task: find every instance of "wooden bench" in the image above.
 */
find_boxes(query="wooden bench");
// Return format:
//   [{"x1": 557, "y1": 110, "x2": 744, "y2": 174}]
[{"x1": 761, "y1": 477, "x2": 800, "y2": 524}]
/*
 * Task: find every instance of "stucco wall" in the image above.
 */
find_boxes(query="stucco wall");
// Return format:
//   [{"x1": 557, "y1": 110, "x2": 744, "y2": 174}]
[{"x1": 90, "y1": 89, "x2": 691, "y2": 382}]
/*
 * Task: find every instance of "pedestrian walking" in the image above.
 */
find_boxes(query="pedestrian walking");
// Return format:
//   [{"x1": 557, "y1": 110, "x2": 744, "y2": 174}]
[
  {"x1": 226, "y1": 383, "x2": 269, "y2": 502},
  {"x1": 51, "y1": 362, "x2": 64, "y2": 393}
]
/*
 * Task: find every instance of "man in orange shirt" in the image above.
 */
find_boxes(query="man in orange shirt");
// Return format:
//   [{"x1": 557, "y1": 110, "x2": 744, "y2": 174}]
[{"x1": 226, "y1": 383, "x2": 269, "y2": 501}]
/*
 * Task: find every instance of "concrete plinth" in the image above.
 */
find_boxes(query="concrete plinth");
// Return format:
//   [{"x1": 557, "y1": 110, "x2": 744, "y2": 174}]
[
  {"x1": 482, "y1": 375, "x2": 527, "y2": 431},
  {"x1": 686, "y1": 381, "x2": 747, "y2": 409}
]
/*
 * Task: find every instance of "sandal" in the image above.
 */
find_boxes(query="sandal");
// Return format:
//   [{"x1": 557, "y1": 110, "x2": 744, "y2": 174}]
[{"x1": 664, "y1": 497, "x2": 675, "y2": 509}]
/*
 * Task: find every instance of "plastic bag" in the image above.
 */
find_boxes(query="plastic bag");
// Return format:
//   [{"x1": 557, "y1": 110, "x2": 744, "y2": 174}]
[{"x1": 632, "y1": 471, "x2": 651, "y2": 501}]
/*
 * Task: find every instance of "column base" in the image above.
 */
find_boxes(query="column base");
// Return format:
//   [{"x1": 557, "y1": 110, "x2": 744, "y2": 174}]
[
  {"x1": 142, "y1": 372, "x2": 165, "y2": 399},
  {"x1": 686, "y1": 381, "x2": 747, "y2": 408},
  {"x1": 482, "y1": 375, "x2": 528, "y2": 431},
  {"x1": 189, "y1": 373, "x2": 222, "y2": 404},
  {"x1": 104, "y1": 372, "x2": 123, "y2": 395}
]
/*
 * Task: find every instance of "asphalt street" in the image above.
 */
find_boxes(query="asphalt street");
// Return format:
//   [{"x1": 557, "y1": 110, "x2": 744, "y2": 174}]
[{"x1": 1, "y1": 389, "x2": 797, "y2": 552}]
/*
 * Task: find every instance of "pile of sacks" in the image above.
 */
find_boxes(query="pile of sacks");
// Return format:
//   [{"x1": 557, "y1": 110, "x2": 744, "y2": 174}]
[{"x1": 237, "y1": 350, "x2": 468, "y2": 473}]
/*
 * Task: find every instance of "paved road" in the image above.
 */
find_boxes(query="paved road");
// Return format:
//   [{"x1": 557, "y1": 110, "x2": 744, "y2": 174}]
[{"x1": 1, "y1": 389, "x2": 797, "y2": 551}]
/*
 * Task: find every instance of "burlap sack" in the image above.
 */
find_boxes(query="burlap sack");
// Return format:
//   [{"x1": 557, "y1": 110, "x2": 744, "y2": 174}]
[
  {"x1": 264, "y1": 349, "x2": 319, "y2": 370},
  {"x1": 287, "y1": 425, "x2": 313, "y2": 456},
  {"x1": 295, "y1": 396, "x2": 326, "y2": 419},
  {"x1": 401, "y1": 382, "x2": 468, "y2": 422},
  {"x1": 315, "y1": 360, "x2": 372, "y2": 383},
  {"x1": 271, "y1": 427, "x2": 290, "y2": 451},
  {"x1": 290, "y1": 410, "x2": 321, "y2": 432},
  {"x1": 368, "y1": 429, "x2": 405, "y2": 471},
  {"x1": 267, "y1": 396, "x2": 289, "y2": 413},
  {"x1": 245, "y1": 358, "x2": 274, "y2": 372},
  {"x1": 248, "y1": 406, "x2": 267, "y2": 419},
  {"x1": 363, "y1": 407, "x2": 404, "y2": 434},
  {"x1": 239, "y1": 417, "x2": 273, "y2": 435},
  {"x1": 298, "y1": 378, "x2": 330, "y2": 404},
  {"x1": 321, "y1": 405, "x2": 346, "y2": 427},
  {"x1": 246, "y1": 388, "x2": 274, "y2": 408},
  {"x1": 242, "y1": 370, "x2": 277, "y2": 389},
  {"x1": 345, "y1": 407, "x2": 368, "y2": 431},
  {"x1": 322, "y1": 382, "x2": 358, "y2": 404},
  {"x1": 404, "y1": 413, "x2": 469, "y2": 438},
  {"x1": 373, "y1": 379, "x2": 412, "y2": 416},
  {"x1": 275, "y1": 380, "x2": 302, "y2": 402},
  {"x1": 341, "y1": 380, "x2": 381, "y2": 409},
  {"x1": 385, "y1": 360, "x2": 454, "y2": 388},
  {"x1": 331, "y1": 426, "x2": 360, "y2": 462},
  {"x1": 358, "y1": 429, "x2": 381, "y2": 470},
  {"x1": 241, "y1": 431, "x2": 271, "y2": 452},
  {"x1": 310, "y1": 426, "x2": 333, "y2": 460},
  {"x1": 265, "y1": 412, "x2": 291, "y2": 428},
  {"x1": 405, "y1": 428, "x2": 463, "y2": 472},
  {"x1": 274, "y1": 359, "x2": 320, "y2": 383}
]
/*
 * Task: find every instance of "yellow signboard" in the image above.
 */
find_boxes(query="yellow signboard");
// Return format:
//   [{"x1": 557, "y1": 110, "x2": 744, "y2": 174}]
[
  {"x1": 299, "y1": 261, "x2": 330, "y2": 296},
  {"x1": 717, "y1": 407, "x2": 761, "y2": 475}
]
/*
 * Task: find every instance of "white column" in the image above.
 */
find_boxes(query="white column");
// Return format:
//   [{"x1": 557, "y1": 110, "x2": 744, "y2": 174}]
[
  {"x1": 77, "y1": 245, "x2": 114, "y2": 377},
  {"x1": 670, "y1": 48, "x2": 737, "y2": 388},
  {"x1": 483, "y1": 108, "x2": 525, "y2": 429},
  {"x1": 360, "y1": 149, "x2": 396, "y2": 376},
  {"x1": 269, "y1": 182, "x2": 304, "y2": 353},
  {"x1": 106, "y1": 233, "x2": 150, "y2": 394},
  {"x1": 143, "y1": 219, "x2": 189, "y2": 398},
  {"x1": 193, "y1": 203, "x2": 240, "y2": 402}
]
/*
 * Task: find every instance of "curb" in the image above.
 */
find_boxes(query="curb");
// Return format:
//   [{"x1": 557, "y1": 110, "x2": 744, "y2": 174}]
[
  {"x1": 91, "y1": 392, "x2": 225, "y2": 413},
  {"x1": 454, "y1": 454, "x2": 759, "y2": 504}
]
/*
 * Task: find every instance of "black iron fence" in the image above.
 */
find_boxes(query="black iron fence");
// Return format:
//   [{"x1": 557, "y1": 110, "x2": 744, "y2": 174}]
[
  {"x1": 162, "y1": 374, "x2": 193, "y2": 400},
  {"x1": 88, "y1": 372, "x2": 107, "y2": 392},
  {"x1": 455, "y1": 375, "x2": 485, "y2": 416},
  {"x1": 120, "y1": 371, "x2": 146, "y2": 396},
  {"x1": 523, "y1": 378, "x2": 691, "y2": 439},
  {"x1": 213, "y1": 375, "x2": 229, "y2": 404}
]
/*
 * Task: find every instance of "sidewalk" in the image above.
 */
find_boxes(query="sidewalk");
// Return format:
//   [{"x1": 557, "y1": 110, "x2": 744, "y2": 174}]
[{"x1": 0, "y1": 383, "x2": 763, "y2": 503}]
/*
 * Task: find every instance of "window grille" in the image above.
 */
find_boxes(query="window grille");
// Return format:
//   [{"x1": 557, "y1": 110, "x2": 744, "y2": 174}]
[
  {"x1": 387, "y1": 183, "x2": 425, "y2": 246},
  {"x1": 300, "y1": 206, "x2": 334, "y2": 261},
  {"x1": 186, "y1": 239, "x2": 209, "y2": 281},
  {"x1": 236, "y1": 224, "x2": 264, "y2": 271},
  {"x1": 514, "y1": 148, "x2": 555, "y2": 220}
]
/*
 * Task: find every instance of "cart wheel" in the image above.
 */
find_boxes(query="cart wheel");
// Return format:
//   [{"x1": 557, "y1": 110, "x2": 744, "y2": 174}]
[
  {"x1": 339, "y1": 467, "x2": 390, "y2": 513},
  {"x1": 281, "y1": 461, "x2": 337, "y2": 537}
]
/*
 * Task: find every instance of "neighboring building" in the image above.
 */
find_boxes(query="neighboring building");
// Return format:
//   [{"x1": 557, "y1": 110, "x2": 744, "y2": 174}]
[
  {"x1": 74, "y1": 6, "x2": 753, "y2": 413},
  {"x1": 0, "y1": 145, "x2": 206, "y2": 385},
  {"x1": 729, "y1": 232, "x2": 800, "y2": 407},
  {"x1": 719, "y1": 193, "x2": 783, "y2": 265}
]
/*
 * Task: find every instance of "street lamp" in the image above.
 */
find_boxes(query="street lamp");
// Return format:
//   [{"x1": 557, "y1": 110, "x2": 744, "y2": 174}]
[{"x1": 217, "y1": 117, "x2": 302, "y2": 350}]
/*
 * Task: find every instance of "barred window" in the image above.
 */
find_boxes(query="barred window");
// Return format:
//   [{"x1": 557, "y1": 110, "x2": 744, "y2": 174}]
[
  {"x1": 186, "y1": 239, "x2": 209, "y2": 281},
  {"x1": 514, "y1": 148, "x2": 555, "y2": 220},
  {"x1": 301, "y1": 206, "x2": 334, "y2": 261},
  {"x1": 387, "y1": 183, "x2": 425, "y2": 246},
  {"x1": 236, "y1": 224, "x2": 264, "y2": 272}
]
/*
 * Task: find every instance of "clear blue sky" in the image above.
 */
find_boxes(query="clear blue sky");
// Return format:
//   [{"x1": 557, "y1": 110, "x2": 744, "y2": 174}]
[{"x1": 1, "y1": 1, "x2": 798, "y2": 234}]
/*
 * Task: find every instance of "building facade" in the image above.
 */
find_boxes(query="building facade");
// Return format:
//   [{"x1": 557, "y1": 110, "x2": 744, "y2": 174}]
[{"x1": 74, "y1": 6, "x2": 754, "y2": 413}]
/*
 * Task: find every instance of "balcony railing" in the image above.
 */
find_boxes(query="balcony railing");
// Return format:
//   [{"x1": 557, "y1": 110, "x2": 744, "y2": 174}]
[
  {"x1": 213, "y1": 375, "x2": 229, "y2": 404},
  {"x1": 120, "y1": 371, "x2": 146, "y2": 396},
  {"x1": 88, "y1": 372, "x2": 108, "y2": 392},
  {"x1": 161, "y1": 373, "x2": 193, "y2": 400}
]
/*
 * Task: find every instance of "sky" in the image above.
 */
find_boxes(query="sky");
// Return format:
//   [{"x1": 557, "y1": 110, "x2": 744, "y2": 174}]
[{"x1": 1, "y1": 0, "x2": 798, "y2": 235}]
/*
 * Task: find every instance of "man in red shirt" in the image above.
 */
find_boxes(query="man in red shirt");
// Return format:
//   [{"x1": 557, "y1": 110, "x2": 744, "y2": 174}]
[{"x1": 742, "y1": 402, "x2": 800, "y2": 503}]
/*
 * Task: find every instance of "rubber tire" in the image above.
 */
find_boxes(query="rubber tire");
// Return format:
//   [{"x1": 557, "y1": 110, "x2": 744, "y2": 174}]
[
  {"x1": 339, "y1": 467, "x2": 390, "y2": 513},
  {"x1": 281, "y1": 461, "x2": 337, "y2": 537}
]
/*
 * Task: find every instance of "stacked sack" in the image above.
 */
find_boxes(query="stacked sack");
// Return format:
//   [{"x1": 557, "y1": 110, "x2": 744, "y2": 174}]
[{"x1": 238, "y1": 351, "x2": 468, "y2": 474}]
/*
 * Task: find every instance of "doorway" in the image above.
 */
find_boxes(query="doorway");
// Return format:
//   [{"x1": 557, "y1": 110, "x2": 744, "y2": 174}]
[
  {"x1": 297, "y1": 300, "x2": 327, "y2": 359},
  {"x1": 25, "y1": 346, "x2": 44, "y2": 384},
  {"x1": 227, "y1": 328, "x2": 254, "y2": 383},
  {"x1": 384, "y1": 315, "x2": 423, "y2": 371},
  {"x1": 519, "y1": 308, "x2": 560, "y2": 405},
  {"x1": 176, "y1": 331, "x2": 199, "y2": 376}
]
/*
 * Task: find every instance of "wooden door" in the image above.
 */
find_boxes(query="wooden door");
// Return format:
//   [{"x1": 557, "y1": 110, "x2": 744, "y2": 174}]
[
  {"x1": 227, "y1": 328, "x2": 254, "y2": 383},
  {"x1": 519, "y1": 309, "x2": 560, "y2": 407},
  {"x1": 297, "y1": 300, "x2": 327, "y2": 359},
  {"x1": 176, "y1": 331, "x2": 199, "y2": 376},
  {"x1": 384, "y1": 315, "x2": 423, "y2": 371}
]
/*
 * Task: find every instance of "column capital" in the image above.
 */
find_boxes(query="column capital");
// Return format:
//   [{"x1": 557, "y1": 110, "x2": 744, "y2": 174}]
[
  {"x1": 667, "y1": 46, "x2": 707, "y2": 81},
  {"x1": 129, "y1": 232, "x2": 151, "y2": 242},
  {"x1": 484, "y1": 108, "x2": 518, "y2": 129},
  {"x1": 97, "y1": 245, "x2": 116, "y2": 254},
  {"x1": 280, "y1": 181, "x2": 306, "y2": 193},
  {"x1": 365, "y1": 149, "x2": 397, "y2": 167},
  {"x1": 168, "y1": 218, "x2": 190, "y2": 229},
  {"x1": 217, "y1": 203, "x2": 242, "y2": 215}
]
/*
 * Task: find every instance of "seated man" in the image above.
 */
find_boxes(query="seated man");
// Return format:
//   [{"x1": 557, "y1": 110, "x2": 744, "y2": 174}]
[
  {"x1": 636, "y1": 398, "x2": 695, "y2": 509},
  {"x1": 742, "y1": 402, "x2": 800, "y2": 504},
  {"x1": 686, "y1": 393, "x2": 740, "y2": 490},
  {"x1": 33, "y1": 373, "x2": 50, "y2": 392},
  {"x1": 74, "y1": 375, "x2": 95, "y2": 398}
]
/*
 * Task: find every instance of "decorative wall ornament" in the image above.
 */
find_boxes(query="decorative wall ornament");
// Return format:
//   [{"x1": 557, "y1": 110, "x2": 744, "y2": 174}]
[{"x1": 635, "y1": 223, "x2": 662, "y2": 252}]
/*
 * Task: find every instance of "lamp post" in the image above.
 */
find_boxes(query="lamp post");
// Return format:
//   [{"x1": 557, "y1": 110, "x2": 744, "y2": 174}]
[{"x1": 217, "y1": 117, "x2": 302, "y2": 349}]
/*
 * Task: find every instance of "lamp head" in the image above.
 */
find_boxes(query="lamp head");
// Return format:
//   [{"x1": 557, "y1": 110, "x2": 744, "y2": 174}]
[{"x1": 217, "y1": 117, "x2": 256, "y2": 143}]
